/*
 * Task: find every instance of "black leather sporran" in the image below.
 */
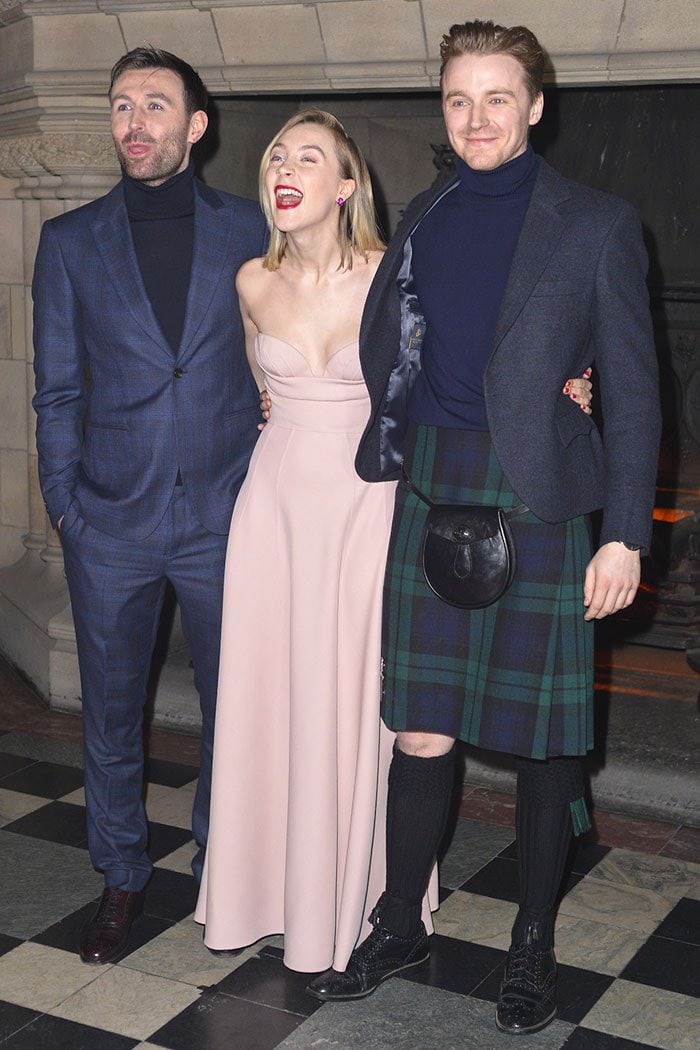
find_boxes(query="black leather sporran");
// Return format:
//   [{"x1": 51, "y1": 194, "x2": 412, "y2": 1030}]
[{"x1": 403, "y1": 469, "x2": 527, "y2": 609}]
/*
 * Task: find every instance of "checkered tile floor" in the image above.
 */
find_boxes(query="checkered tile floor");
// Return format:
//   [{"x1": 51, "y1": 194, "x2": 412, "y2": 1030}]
[{"x1": 0, "y1": 667, "x2": 698, "y2": 1048}]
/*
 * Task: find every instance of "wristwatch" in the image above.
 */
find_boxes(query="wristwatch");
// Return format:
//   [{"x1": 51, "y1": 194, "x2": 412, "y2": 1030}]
[{"x1": 617, "y1": 540, "x2": 642, "y2": 551}]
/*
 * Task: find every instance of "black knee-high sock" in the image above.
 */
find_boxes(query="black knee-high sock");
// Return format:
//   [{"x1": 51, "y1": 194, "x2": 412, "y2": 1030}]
[
  {"x1": 511, "y1": 756, "x2": 586, "y2": 948},
  {"x1": 378, "y1": 745, "x2": 456, "y2": 937}
]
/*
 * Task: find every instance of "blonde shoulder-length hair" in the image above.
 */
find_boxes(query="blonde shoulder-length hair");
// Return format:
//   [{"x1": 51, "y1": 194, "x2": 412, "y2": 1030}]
[{"x1": 259, "y1": 109, "x2": 384, "y2": 271}]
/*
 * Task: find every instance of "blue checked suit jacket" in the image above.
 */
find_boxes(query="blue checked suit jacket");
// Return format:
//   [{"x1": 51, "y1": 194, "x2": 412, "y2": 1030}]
[
  {"x1": 356, "y1": 159, "x2": 661, "y2": 552},
  {"x1": 32, "y1": 178, "x2": 267, "y2": 540}
]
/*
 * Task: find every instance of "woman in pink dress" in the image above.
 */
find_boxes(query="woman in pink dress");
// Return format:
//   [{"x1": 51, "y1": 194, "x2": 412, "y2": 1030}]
[
  {"x1": 195, "y1": 110, "x2": 592, "y2": 976},
  {"x1": 195, "y1": 110, "x2": 436, "y2": 973}
]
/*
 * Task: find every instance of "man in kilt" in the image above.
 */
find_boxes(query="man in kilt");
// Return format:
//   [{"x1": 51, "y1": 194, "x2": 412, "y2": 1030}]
[{"x1": 306, "y1": 18, "x2": 661, "y2": 1035}]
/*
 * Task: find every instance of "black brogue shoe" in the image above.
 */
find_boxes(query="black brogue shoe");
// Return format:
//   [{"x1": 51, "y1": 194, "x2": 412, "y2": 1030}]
[
  {"x1": 306, "y1": 906, "x2": 429, "y2": 1002},
  {"x1": 495, "y1": 922, "x2": 557, "y2": 1034}
]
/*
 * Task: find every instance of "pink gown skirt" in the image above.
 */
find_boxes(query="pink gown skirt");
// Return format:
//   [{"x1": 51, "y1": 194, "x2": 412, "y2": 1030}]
[{"x1": 195, "y1": 335, "x2": 436, "y2": 972}]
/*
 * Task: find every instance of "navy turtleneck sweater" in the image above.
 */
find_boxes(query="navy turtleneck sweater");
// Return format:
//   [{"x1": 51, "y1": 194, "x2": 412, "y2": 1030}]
[
  {"x1": 123, "y1": 160, "x2": 195, "y2": 353},
  {"x1": 408, "y1": 144, "x2": 539, "y2": 430}
]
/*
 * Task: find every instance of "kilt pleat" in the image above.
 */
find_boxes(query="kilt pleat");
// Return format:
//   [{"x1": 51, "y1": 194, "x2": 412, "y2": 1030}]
[{"x1": 381, "y1": 424, "x2": 594, "y2": 759}]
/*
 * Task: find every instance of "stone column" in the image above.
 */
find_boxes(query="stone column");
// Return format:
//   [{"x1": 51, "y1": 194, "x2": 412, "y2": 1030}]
[{"x1": 0, "y1": 129, "x2": 118, "y2": 706}]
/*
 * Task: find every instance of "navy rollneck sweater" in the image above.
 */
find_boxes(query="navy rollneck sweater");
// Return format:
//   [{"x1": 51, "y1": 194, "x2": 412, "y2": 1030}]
[
  {"x1": 408, "y1": 145, "x2": 539, "y2": 430},
  {"x1": 123, "y1": 160, "x2": 195, "y2": 354}
]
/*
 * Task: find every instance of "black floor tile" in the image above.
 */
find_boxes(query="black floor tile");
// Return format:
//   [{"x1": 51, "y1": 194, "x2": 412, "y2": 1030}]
[
  {"x1": 460, "y1": 855, "x2": 520, "y2": 901},
  {"x1": 652, "y1": 896, "x2": 700, "y2": 946},
  {"x1": 403, "y1": 933, "x2": 504, "y2": 996},
  {"x1": 462, "y1": 854, "x2": 583, "y2": 902},
  {"x1": 5, "y1": 806, "x2": 189, "y2": 859},
  {"x1": 472, "y1": 960, "x2": 613, "y2": 1024},
  {"x1": 562, "y1": 1027, "x2": 658, "y2": 1049},
  {"x1": 215, "y1": 952, "x2": 322, "y2": 1017},
  {"x1": 621, "y1": 933, "x2": 700, "y2": 997},
  {"x1": 3, "y1": 1012, "x2": 139, "y2": 1049},
  {"x1": 147, "y1": 820, "x2": 193, "y2": 862},
  {"x1": 1, "y1": 760, "x2": 84, "y2": 799},
  {"x1": 0, "y1": 1000, "x2": 39, "y2": 1044},
  {"x1": 148, "y1": 989, "x2": 305, "y2": 1050},
  {"x1": 555, "y1": 964, "x2": 615, "y2": 1024},
  {"x1": 145, "y1": 867, "x2": 198, "y2": 923},
  {"x1": 32, "y1": 897, "x2": 172, "y2": 959},
  {"x1": 0, "y1": 753, "x2": 37, "y2": 780},
  {"x1": 0, "y1": 933, "x2": 22, "y2": 959},
  {"x1": 3, "y1": 800, "x2": 88, "y2": 847},
  {"x1": 145, "y1": 757, "x2": 199, "y2": 788}
]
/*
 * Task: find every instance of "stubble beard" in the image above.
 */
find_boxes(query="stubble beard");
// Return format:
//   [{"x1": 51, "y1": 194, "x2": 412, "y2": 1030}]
[{"x1": 116, "y1": 130, "x2": 189, "y2": 186}]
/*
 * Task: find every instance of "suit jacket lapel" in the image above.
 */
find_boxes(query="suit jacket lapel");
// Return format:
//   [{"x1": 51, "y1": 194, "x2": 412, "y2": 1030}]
[
  {"x1": 493, "y1": 160, "x2": 572, "y2": 349},
  {"x1": 177, "y1": 182, "x2": 234, "y2": 361},
  {"x1": 361, "y1": 177, "x2": 457, "y2": 352},
  {"x1": 93, "y1": 184, "x2": 172, "y2": 355}
]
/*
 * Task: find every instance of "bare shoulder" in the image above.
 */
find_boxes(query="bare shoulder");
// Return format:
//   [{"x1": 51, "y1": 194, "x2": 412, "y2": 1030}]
[{"x1": 236, "y1": 256, "x2": 269, "y2": 295}]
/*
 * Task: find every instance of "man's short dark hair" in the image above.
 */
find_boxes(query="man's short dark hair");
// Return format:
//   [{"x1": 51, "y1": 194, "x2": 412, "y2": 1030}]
[
  {"x1": 109, "y1": 46, "x2": 208, "y2": 116},
  {"x1": 440, "y1": 19, "x2": 545, "y2": 101}
]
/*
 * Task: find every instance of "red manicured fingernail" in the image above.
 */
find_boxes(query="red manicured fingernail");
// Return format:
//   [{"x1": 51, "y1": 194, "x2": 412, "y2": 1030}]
[{"x1": 571, "y1": 393, "x2": 578, "y2": 399}]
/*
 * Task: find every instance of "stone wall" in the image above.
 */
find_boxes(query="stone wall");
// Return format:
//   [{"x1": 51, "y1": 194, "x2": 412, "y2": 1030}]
[{"x1": 0, "y1": 0, "x2": 698, "y2": 714}]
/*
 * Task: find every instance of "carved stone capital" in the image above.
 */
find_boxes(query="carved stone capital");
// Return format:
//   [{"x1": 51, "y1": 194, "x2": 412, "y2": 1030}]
[
  {"x1": 0, "y1": 130, "x2": 119, "y2": 196},
  {"x1": 0, "y1": 1, "x2": 25, "y2": 26}
]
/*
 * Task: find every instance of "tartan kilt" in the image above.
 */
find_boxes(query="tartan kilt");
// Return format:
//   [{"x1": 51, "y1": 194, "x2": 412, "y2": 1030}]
[{"x1": 381, "y1": 423, "x2": 595, "y2": 759}]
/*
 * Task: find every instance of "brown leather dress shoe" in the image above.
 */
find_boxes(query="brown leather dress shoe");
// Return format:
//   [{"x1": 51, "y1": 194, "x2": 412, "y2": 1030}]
[{"x1": 79, "y1": 887, "x2": 144, "y2": 964}]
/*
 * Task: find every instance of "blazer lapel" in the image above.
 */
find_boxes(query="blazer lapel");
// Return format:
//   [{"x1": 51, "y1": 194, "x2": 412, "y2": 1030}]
[
  {"x1": 92, "y1": 185, "x2": 172, "y2": 355},
  {"x1": 177, "y1": 183, "x2": 234, "y2": 360},
  {"x1": 493, "y1": 161, "x2": 572, "y2": 349},
  {"x1": 361, "y1": 178, "x2": 458, "y2": 352}
]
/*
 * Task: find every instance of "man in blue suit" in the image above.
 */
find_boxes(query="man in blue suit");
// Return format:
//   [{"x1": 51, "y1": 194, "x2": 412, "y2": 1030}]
[
  {"x1": 32, "y1": 47, "x2": 266, "y2": 964},
  {"x1": 307, "y1": 20, "x2": 661, "y2": 1035}
]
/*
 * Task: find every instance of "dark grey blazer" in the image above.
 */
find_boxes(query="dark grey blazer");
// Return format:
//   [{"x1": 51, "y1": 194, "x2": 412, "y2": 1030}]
[{"x1": 356, "y1": 159, "x2": 661, "y2": 551}]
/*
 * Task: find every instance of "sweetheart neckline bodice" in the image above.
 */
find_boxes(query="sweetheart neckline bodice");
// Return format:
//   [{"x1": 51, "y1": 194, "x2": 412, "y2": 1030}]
[{"x1": 255, "y1": 332, "x2": 358, "y2": 379}]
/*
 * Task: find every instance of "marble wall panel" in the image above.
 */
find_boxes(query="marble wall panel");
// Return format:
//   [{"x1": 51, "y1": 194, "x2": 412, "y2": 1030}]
[
  {"x1": 10, "y1": 285, "x2": 24, "y2": 360},
  {"x1": 0, "y1": 360, "x2": 27, "y2": 453},
  {"x1": 32, "y1": 14, "x2": 125, "y2": 72},
  {"x1": 0, "y1": 448, "x2": 27, "y2": 527},
  {"x1": 0, "y1": 201, "x2": 22, "y2": 284},
  {"x1": 213, "y1": 4, "x2": 324, "y2": 66},
  {"x1": 0, "y1": 17, "x2": 31, "y2": 86},
  {"x1": 619, "y1": 0, "x2": 700, "y2": 52},
  {"x1": 319, "y1": 0, "x2": 425, "y2": 64},
  {"x1": 119, "y1": 8, "x2": 222, "y2": 66},
  {"x1": 0, "y1": 286, "x2": 9, "y2": 360},
  {"x1": 421, "y1": 0, "x2": 625, "y2": 60}
]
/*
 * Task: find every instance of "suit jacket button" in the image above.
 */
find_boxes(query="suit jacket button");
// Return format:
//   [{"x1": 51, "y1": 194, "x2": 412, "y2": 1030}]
[{"x1": 174, "y1": 367, "x2": 184, "y2": 379}]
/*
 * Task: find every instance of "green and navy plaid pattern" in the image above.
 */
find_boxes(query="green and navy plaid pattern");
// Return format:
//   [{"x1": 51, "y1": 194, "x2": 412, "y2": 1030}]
[{"x1": 381, "y1": 425, "x2": 595, "y2": 760}]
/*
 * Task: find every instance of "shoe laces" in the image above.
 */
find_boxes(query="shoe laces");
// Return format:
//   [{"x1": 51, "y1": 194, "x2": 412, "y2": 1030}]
[
  {"x1": 506, "y1": 944, "x2": 549, "y2": 990},
  {"x1": 351, "y1": 926, "x2": 391, "y2": 965},
  {"x1": 95, "y1": 890, "x2": 126, "y2": 925}
]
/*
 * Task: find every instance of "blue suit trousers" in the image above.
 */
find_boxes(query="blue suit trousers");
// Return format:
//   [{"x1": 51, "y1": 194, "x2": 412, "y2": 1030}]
[{"x1": 60, "y1": 486, "x2": 227, "y2": 891}]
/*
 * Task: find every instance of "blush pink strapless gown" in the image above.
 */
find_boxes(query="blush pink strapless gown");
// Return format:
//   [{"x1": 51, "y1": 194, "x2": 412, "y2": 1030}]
[{"x1": 195, "y1": 334, "x2": 435, "y2": 972}]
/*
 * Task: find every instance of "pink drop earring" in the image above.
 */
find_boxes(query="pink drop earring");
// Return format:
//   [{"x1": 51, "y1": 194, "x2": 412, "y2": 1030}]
[{"x1": 336, "y1": 197, "x2": 344, "y2": 206}]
